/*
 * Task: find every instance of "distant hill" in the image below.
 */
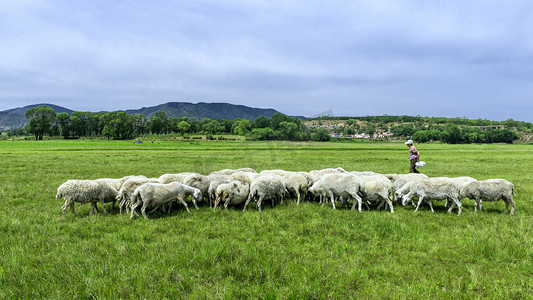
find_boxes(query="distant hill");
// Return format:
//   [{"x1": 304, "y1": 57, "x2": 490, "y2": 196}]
[
  {"x1": 121, "y1": 102, "x2": 281, "y2": 120},
  {"x1": 0, "y1": 102, "x2": 284, "y2": 130}
]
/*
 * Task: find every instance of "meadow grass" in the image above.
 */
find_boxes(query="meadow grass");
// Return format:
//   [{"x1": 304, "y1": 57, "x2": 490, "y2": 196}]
[{"x1": 0, "y1": 139, "x2": 531, "y2": 298}]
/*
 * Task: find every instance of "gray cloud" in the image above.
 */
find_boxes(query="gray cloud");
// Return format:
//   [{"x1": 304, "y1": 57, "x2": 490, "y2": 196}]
[{"x1": 1, "y1": 0, "x2": 532, "y2": 121}]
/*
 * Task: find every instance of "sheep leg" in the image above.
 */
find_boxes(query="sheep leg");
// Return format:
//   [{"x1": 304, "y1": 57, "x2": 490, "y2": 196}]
[
  {"x1": 414, "y1": 196, "x2": 425, "y2": 212},
  {"x1": 214, "y1": 197, "x2": 221, "y2": 210},
  {"x1": 448, "y1": 198, "x2": 462, "y2": 216},
  {"x1": 224, "y1": 198, "x2": 231, "y2": 210},
  {"x1": 69, "y1": 202, "x2": 75, "y2": 214},
  {"x1": 141, "y1": 202, "x2": 149, "y2": 220},
  {"x1": 507, "y1": 197, "x2": 516, "y2": 215},
  {"x1": 176, "y1": 197, "x2": 191, "y2": 214},
  {"x1": 329, "y1": 194, "x2": 336, "y2": 210},
  {"x1": 130, "y1": 198, "x2": 143, "y2": 219},
  {"x1": 384, "y1": 197, "x2": 394, "y2": 213},
  {"x1": 257, "y1": 195, "x2": 264, "y2": 213},
  {"x1": 376, "y1": 200, "x2": 384, "y2": 210},
  {"x1": 98, "y1": 197, "x2": 108, "y2": 214},
  {"x1": 296, "y1": 190, "x2": 301, "y2": 205},
  {"x1": 90, "y1": 202, "x2": 97, "y2": 215},
  {"x1": 243, "y1": 195, "x2": 252, "y2": 212},
  {"x1": 427, "y1": 200, "x2": 435, "y2": 213}
]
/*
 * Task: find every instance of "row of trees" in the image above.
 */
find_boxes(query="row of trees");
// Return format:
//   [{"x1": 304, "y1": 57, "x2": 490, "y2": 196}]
[
  {"x1": 23, "y1": 105, "x2": 331, "y2": 141},
  {"x1": 393, "y1": 124, "x2": 519, "y2": 144},
  {"x1": 315, "y1": 115, "x2": 533, "y2": 131}
]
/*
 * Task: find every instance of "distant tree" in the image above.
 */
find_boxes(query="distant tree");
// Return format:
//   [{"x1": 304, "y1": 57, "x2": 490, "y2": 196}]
[
  {"x1": 232, "y1": 119, "x2": 252, "y2": 136},
  {"x1": 24, "y1": 105, "x2": 56, "y2": 140},
  {"x1": 177, "y1": 120, "x2": 192, "y2": 134},
  {"x1": 202, "y1": 120, "x2": 224, "y2": 135},
  {"x1": 150, "y1": 111, "x2": 169, "y2": 134},
  {"x1": 56, "y1": 112, "x2": 71, "y2": 139},
  {"x1": 313, "y1": 127, "x2": 331, "y2": 141},
  {"x1": 278, "y1": 121, "x2": 299, "y2": 140}
]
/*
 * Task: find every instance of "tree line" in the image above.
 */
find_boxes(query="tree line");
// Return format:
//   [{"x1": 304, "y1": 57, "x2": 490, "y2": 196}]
[{"x1": 20, "y1": 105, "x2": 331, "y2": 141}]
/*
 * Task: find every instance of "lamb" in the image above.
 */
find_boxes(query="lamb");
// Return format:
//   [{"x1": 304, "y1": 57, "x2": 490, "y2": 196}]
[
  {"x1": 400, "y1": 177, "x2": 464, "y2": 215},
  {"x1": 359, "y1": 174, "x2": 394, "y2": 213},
  {"x1": 460, "y1": 179, "x2": 516, "y2": 215},
  {"x1": 308, "y1": 173, "x2": 365, "y2": 211},
  {"x1": 214, "y1": 181, "x2": 250, "y2": 210},
  {"x1": 282, "y1": 172, "x2": 309, "y2": 205},
  {"x1": 116, "y1": 177, "x2": 160, "y2": 214},
  {"x1": 243, "y1": 175, "x2": 286, "y2": 212},
  {"x1": 57, "y1": 180, "x2": 119, "y2": 215},
  {"x1": 158, "y1": 172, "x2": 197, "y2": 184},
  {"x1": 130, "y1": 182, "x2": 202, "y2": 219}
]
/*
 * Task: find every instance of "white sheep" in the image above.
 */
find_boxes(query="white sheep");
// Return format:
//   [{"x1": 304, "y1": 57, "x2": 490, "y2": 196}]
[
  {"x1": 282, "y1": 172, "x2": 309, "y2": 205},
  {"x1": 460, "y1": 179, "x2": 516, "y2": 214},
  {"x1": 97, "y1": 175, "x2": 147, "y2": 191},
  {"x1": 130, "y1": 182, "x2": 202, "y2": 219},
  {"x1": 229, "y1": 171, "x2": 259, "y2": 184},
  {"x1": 116, "y1": 177, "x2": 160, "y2": 214},
  {"x1": 389, "y1": 173, "x2": 429, "y2": 201},
  {"x1": 359, "y1": 174, "x2": 394, "y2": 213},
  {"x1": 57, "y1": 180, "x2": 119, "y2": 215},
  {"x1": 214, "y1": 181, "x2": 250, "y2": 210},
  {"x1": 183, "y1": 173, "x2": 212, "y2": 202},
  {"x1": 308, "y1": 173, "x2": 365, "y2": 211},
  {"x1": 243, "y1": 175, "x2": 286, "y2": 212},
  {"x1": 207, "y1": 175, "x2": 231, "y2": 207},
  {"x1": 400, "y1": 177, "x2": 463, "y2": 215}
]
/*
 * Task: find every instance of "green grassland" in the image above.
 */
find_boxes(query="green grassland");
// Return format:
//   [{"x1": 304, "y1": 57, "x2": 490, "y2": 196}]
[{"x1": 0, "y1": 139, "x2": 531, "y2": 298}]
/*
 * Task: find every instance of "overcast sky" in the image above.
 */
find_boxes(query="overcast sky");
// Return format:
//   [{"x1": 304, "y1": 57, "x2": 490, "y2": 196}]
[{"x1": 1, "y1": 1, "x2": 532, "y2": 121}]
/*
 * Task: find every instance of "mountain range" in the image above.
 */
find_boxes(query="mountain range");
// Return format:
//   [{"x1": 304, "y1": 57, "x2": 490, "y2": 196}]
[{"x1": 0, "y1": 102, "x2": 286, "y2": 130}]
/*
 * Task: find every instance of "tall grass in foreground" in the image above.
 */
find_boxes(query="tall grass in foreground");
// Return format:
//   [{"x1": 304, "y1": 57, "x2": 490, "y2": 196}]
[{"x1": 0, "y1": 140, "x2": 531, "y2": 298}]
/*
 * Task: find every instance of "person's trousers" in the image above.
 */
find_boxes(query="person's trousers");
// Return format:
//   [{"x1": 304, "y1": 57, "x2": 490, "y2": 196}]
[{"x1": 410, "y1": 159, "x2": 419, "y2": 173}]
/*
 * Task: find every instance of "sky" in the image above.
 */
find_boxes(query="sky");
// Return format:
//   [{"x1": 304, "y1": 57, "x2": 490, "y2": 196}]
[{"x1": 1, "y1": 1, "x2": 533, "y2": 121}]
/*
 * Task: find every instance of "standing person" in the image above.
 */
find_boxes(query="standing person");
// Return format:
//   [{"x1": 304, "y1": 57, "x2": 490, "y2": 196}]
[{"x1": 405, "y1": 140, "x2": 420, "y2": 173}]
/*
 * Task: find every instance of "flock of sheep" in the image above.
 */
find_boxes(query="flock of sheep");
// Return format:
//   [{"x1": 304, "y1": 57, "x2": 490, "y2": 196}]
[{"x1": 56, "y1": 167, "x2": 516, "y2": 219}]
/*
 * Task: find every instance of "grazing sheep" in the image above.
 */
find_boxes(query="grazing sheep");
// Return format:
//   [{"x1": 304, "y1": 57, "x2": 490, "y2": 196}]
[
  {"x1": 158, "y1": 172, "x2": 197, "y2": 184},
  {"x1": 460, "y1": 179, "x2": 516, "y2": 215},
  {"x1": 116, "y1": 177, "x2": 160, "y2": 214},
  {"x1": 97, "y1": 175, "x2": 147, "y2": 191},
  {"x1": 214, "y1": 181, "x2": 250, "y2": 210},
  {"x1": 183, "y1": 173, "x2": 212, "y2": 202},
  {"x1": 400, "y1": 177, "x2": 463, "y2": 215},
  {"x1": 389, "y1": 173, "x2": 429, "y2": 201},
  {"x1": 57, "y1": 180, "x2": 119, "y2": 215},
  {"x1": 308, "y1": 173, "x2": 365, "y2": 211},
  {"x1": 206, "y1": 175, "x2": 231, "y2": 207},
  {"x1": 130, "y1": 182, "x2": 202, "y2": 219},
  {"x1": 282, "y1": 172, "x2": 309, "y2": 205},
  {"x1": 243, "y1": 175, "x2": 286, "y2": 212},
  {"x1": 229, "y1": 171, "x2": 259, "y2": 184},
  {"x1": 359, "y1": 174, "x2": 394, "y2": 213}
]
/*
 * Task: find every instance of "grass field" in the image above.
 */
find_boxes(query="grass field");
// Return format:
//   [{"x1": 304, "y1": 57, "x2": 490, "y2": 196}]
[{"x1": 0, "y1": 139, "x2": 531, "y2": 298}]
